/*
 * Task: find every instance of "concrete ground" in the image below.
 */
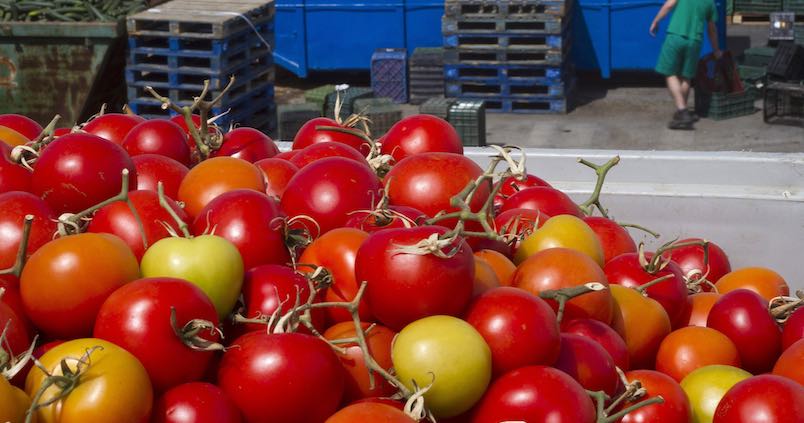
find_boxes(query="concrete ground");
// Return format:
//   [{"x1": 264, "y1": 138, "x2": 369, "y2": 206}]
[{"x1": 275, "y1": 24, "x2": 803, "y2": 152}]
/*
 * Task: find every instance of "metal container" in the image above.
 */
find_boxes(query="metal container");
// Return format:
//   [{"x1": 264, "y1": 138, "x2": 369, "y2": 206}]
[{"x1": 0, "y1": 21, "x2": 126, "y2": 126}]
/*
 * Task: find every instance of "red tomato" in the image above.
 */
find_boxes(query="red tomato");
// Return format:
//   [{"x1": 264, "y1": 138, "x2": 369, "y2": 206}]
[
  {"x1": 123, "y1": 119, "x2": 191, "y2": 166},
  {"x1": 584, "y1": 217, "x2": 637, "y2": 264},
  {"x1": 298, "y1": 228, "x2": 372, "y2": 323},
  {"x1": 512, "y1": 248, "x2": 613, "y2": 324},
  {"x1": 93, "y1": 277, "x2": 220, "y2": 392},
  {"x1": 554, "y1": 333, "x2": 620, "y2": 397},
  {"x1": 465, "y1": 287, "x2": 560, "y2": 377},
  {"x1": 715, "y1": 267, "x2": 789, "y2": 302},
  {"x1": 153, "y1": 382, "x2": 242, "y2": 423},
  {"x1": 191, "y1": 189, "x2": 289, "y2": 270},
  {"x1": 87, "y1": 190, "x2": 189, "y2": 261},
  {"x1": 496, "y1": 174, "x2": 552, "y2": 200},
  {"x1": 493, "y1": 208, "x2": 548, "y2": 255},
  {"x1": 356, "y1": 226, "x2": 474, "y2": 331},
  {"x1": 292, "y1": 117, "x2": 371, "y2": 155},
  {"x1": 620, "y1": 370, "x2": 692, "y2": 423},
  {"x1": 662, "y1": 238, "x2": 731, "y2": 288},
  {"x1": 380, "y1": 114, "x2": 462, "y2": 162},
  {"x1": 254, "y1": 157, "x2": 298, "y2": 198},
  {"x1": 170, "y1": 114, "x2": 203, "y2": 137},
  {"x1": 31, "y1": 133, "x2": 137, "y2": 214},
  {"x1": 274, "y1": 150, "x2": 299, "y2": 161},
  {"x1": 679, "y1": 292, "x2": 721, "y2": 327},
  {"x1": 281, "y1": 157, "x2": 381, "y2": 234},
  {"x1": 0, "y1": 114, "x2": 42, "y2": 140},
  {"x1": 470, "y1": 366, "x2": 596, "y2": 423},
  {"x1": 655, "y1": 326, "x2": 741, "y2": 382},
  {"x1": 500, "y1": 186, "x2": 583, "y2": 218},
  {"x1": 83, "y1": 113, "x2": 145, "y2": 144},
  {"x1": 326, "y1": 403, "x2": 416, "y2": 423},
  {"x1": 20, "y1": 233, "x2": 140, "y2": 339},
  {"x1": 707, "y1": 289, "x2": 782, "y2": 374},
  {"x1": 782, "y1": 307, "x2": 804, "y2": 350},
  {"x1": 343, "y1": 205, "x2": 427, "y2": 234},
  {"x1": 323, "y1": 322, "x2": 396, "y2": 401},
  {"x1": 132, "y1": 154, "x2": 189, "y2": 200},
  {"x1": 0, "y1": 191, "x2": 56, "y2": 269},
  {"x1": 773, "y1": 338, "x2": 804, "y2": 385},
  {"x1": 0, "y1": 275, "x2": 32, "y2": 339},
  {"x1": 290, "y1": 142, "x2": 367, "y2": 169},
  {"x1": 0, "y1": 300, "x2": 30, "y2": 356},
  {"x1": 178, "y1": 156, "x2": 266, "y2": 218},
  {"x1": 561, "y1": 318, "x2": 630, "y2": 370},
  {"x1": 0, "y1": 155, "x2": 31, "y2": 194},
  {"x1": 713, "y1": 375, "x2": 804, "y2": 422},
  {"x1": 217, "y1": 332, "x2": 345, "y2": 423},
  {"x1": 212, "y1": 127, "x2": 279, "y2": 163}
]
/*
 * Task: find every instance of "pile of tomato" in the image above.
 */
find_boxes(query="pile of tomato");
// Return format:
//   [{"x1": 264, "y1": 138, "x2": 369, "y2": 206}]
[{"x1": 0, "y1": 107, "x2": 802, "y2": 423}]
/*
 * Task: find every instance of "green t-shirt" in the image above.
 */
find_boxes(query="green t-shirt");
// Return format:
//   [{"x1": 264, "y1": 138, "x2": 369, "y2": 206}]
[{"x1": 667, "y1": 0, "x2": 717, "y2": 41}]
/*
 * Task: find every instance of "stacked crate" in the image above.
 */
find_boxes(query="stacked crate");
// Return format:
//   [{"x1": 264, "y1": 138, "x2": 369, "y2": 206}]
[
  {"x1": 354, "y1": 97, "x2": 404, "y2": 136},
  {"x1": 126, "y1": 0, "x2": 276, "y2": 134},
  {"x1": 371, "y1": 49, "x2": 408, "y2": 103},
  {"x1": 409, "y1": 48, "x2": 447, "y2": 104},
  {"x1": 442, "y1": 0, "x2": 574, "y2": 113}
]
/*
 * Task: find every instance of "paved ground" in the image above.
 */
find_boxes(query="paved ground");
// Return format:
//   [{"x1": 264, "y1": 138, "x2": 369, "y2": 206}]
[{"x1": 275, "y1": 24, "x2": 803, "y2": 152}]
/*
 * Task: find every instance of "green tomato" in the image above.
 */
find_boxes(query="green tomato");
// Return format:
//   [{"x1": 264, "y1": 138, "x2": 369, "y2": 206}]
[
  {"x1": 680, "y1": 364, "x2": 752, "y2": 423},
  {"x1": 392, "y1": 315, "x2": 491, "y2": 419},
  {"x1": 141, "y1": 235, "x2": 243, "y2": 318},
  {"x1": 514, "y1": 214, "x2": 604, "y2": 266}
]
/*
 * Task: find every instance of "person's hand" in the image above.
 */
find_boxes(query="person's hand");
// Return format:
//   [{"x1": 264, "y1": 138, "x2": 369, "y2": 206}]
[
  {"x1": 650, "y1": 21, "x2": 658, "y2": 36},
  {"x1": 713, "y1": 49, "x2": 723, "y2": 59}
]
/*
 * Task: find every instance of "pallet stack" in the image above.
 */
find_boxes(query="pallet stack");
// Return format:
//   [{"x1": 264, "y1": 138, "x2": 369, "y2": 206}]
[
  {"x1": 442, "y1": 0, "x2": 574, "y2": 113},
  {"x1": 126, "y1": 0, "x2": 276, "y2": 135},
  {"x1": 409, "y1": 48, "x2": 447, "y2": 104}
]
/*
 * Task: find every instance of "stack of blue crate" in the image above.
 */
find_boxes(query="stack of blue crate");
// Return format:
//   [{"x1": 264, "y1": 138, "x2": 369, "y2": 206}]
[
  {"x1": 125, "y1": 0, "x2": 277, "y2": 135},
  {"x1": 442, "y1": 0, "x2": 574, "y2": 113},
  {"x1": 371, "y1": 48, "x2": 408, "y2": 103}
]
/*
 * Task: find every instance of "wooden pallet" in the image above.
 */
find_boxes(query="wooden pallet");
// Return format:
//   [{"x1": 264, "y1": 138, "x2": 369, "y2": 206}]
[
  {"x1": 732, "y1": 12, "x2": 775, "y2": 24},
  {"x1": 128, "y1": 0, "x2": 275, "y2": 39}
]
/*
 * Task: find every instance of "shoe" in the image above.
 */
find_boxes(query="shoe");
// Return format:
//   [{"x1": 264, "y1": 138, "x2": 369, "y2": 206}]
[
  {"x1": 668, "y1": 110, "x2": 694, "y2": 130},
  {"x1": 668, "y1": 119, "x2": 694, "y2": 130},
  {"x1": 687, "y1": 109, "x2": 700, "y2": 122}
]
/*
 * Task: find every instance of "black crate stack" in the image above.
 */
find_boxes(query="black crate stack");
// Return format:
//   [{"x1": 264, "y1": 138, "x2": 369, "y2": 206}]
[
  {"x1": 126, "y1": 0, "x2": 276, "y2": 135},
  {"x1": 442, "y1": 0, "x2": 574, "y2": 113},
  {"x1": 409, "y1": 48, "x2": 447, "y2": 104}
]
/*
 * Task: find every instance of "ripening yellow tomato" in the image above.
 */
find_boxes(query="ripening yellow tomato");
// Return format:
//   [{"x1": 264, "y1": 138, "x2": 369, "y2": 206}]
[{"x1": 514, "y1": 215, "x2": 604, "y2": 266}]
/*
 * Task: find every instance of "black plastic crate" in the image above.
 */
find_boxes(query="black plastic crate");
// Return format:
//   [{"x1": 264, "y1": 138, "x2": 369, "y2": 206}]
[
  {"x1": 763, "y1": 81, "x2": 804, "y2": 125},
  {"x1": 278, "y1": 103, "x2": 322, "y2": 141},
  {"x1": 695, "y1": 86, "x2": 758, "y2": 120},
  {"x1": 410, "y1": 47, "x2": 445, "y2": 67},
  {"x1": 420, "y1": 97, "x2": 457, "y2": 119},
  {"x1": 448, "y1": 100, "x2": 486, "y2": 146},
  {"x1": 767, "y1": 42, "x2": 804, "y2": 80}
]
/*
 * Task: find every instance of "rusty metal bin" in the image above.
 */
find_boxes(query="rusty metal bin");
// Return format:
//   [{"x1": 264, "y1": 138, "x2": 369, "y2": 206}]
[{"x1": 0, "y1": 21, "x2": 126, "y2": 126}]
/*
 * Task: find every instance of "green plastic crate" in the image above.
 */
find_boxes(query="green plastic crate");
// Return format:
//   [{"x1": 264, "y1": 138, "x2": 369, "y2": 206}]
[
  {"x1": 783, "y1": 0, "x2": 804, "y2": 13},
  {"x1": 448, "y1": 100, "x2": 486, "y2": 146},
  {"x1": 734, "y1": 0, "x2": 782, "y2": 13},
  {"x1": 796, "y1": 24, "x2": 804, "y2": 45},
  {"x1": 738, "y1": 65, "x2": 767, "y2": 85},
  {"x1": 419, "y1": 97, "x2": 456, "y2": 120},
  {"x1": 695, "y1": 86, "x2": 758, "y2": 120},
  {"x1": 743, "y1": 47, "x2": 778, "y2": 67},
  {"x1": 304, "y1": 85, "x2": 335, "y2": 111},
  {"x1": 324, "y1": 87, "x2": 374, "y2": 120},
  {"x1": 278, "y1": 103, "x2": 322, "y2": 141},
  {"x1": 763, "y1": 82, "x2": 804, "y2": 124}
]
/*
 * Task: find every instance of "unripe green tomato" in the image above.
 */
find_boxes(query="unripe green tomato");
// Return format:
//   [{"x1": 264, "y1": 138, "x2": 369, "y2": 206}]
[
  {"x1": 680, "y1": 364, "x2": 752, "y2": 423},
  {"x1": 141, "y1": 234, "x2": 243, "y2": 318},
  {"x1": 514, "y1": 215, "x2": 604, "y2": 266},
  {"x1": 392, "y1": 315, "x2": 492, "y2": 418}
]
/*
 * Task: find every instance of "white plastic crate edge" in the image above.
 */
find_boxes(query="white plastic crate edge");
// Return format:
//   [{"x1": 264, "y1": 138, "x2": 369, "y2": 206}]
[{"x1": 276, "y1": 143, "x2": 804, "y2": 289}]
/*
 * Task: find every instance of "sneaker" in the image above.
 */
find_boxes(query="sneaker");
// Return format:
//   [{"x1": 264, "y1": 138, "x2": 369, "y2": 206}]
[
  {"x1": 668, "y1": 110, "x2": 694, "y2": 130},
  {"x1": 668, "y1": 119, "x2": 694, "y2": 130},
  {"x1": 687, "y1": 109, "x2": 700, "y2": 122}
]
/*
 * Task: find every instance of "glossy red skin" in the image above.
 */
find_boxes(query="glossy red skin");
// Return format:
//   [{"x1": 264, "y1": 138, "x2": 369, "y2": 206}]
[
  {"x1": 93, "y1": 278, "x2": 220, "y2": 392},
  {"x1": 53, "y1": 128, "x2": 72, "y2": 137},
  {"x1": 584, "y1": 217, "x2": 637, "y2": 264},
  {"x1": 465, "y1": 236, "x2": 511, "y2": 258},
  {"x1": 82, "y1": 113, "x2": 145, "y2": 145},
  {"x1": 122, "y1": 119, "x2": 192, "y2": 166},
  {"x1": 290, "y1": 141, "x2": 367, "y2": 169},
  {"x1": 292, "y1": 117, "x2": 372, "y2": 155},
  {"x1": 0, "y1": 155, "x2": 31, "y2": 193},
  {"x1": 324, "y1": 322, "x2": 397, "y2": 402},
  {"x1": 620, "y1": 370, "x2": 692, "y2": 423},
  {"x1": 663, "y1": 238, "x2": 731, "y2": 290},
  {"x1": 87, "y1": 190, "x2": 188, "y2": 261},
  {"x1": 0, "y1": 141, "x2": 10, "y2": 158},
  {"x1": 495, "y1": 174, "x2": 552, "y2": 207},
  {"x1": 212, "y1": 128, "x2": 279, "y2": 163},
  {"x1": 604, "y1": 253, "x2": 689, "y2": 328},
  {"x1": 0, "y1": 275, "x2": 31, "y2": 337},
  {"x1": 380, "y1": 114, "x2": 462, "y2": 162},
  {"x1": 31, "y1": 133, "x2": 137, "y2": 214},
  {"x1": 0, "y1": 114, "x2": 42, "y2": 140},
  {"x1": 0, "y1": 300, "x2": 31, "y2": 356},
  {"x1": 254, "y1": 158, "x2": 298, "y2": 198},
  {"x1": 132, "y1": 154, "x2": 189, "y2": 200},
  {"x1": 343, "y1": 205, "x2": 427, "y2": 233},
  {"x1": 554, "y1": 333, "x2": 620, "y2": 397},
  {"x1": 465, "y1": 287, "x2": 560, "y2": 377},
  {"x1": 217, "y1": 332, "x2": 345, "y2": 423},
  {"x1": 355, "y1": 226, "x2": 475, "y2": 331},
  {"x1": 782, "y1": 307, "x2": 804, "y2": 350},
  {"x1": 274, "y1": 150, "x2": 299, "y2": 161},
  {"x1": 281, "y1": 157, "x2": 381, "y2": 235},
  {"x1": 500, "y1": 186, "x2": 583, "y2": 217},
  {"x1": 0, "y1": 191, "x2": 57, "y2": 268},
  {"x1": 707, "y1": 289, "x2": 782, "y2": 374},
  {"x1": 561, "y1": 318, "x2": 630, "y2": 370},
  {"x1": 471, "y1": 366, "x2": 596, "y2": 423},
  {"x1": 153, "y1": 382, "x2": 242, "y2": 423},
  {"x1": 713, "y1": 375, "x2": 804, "y2": 422},
  {"x1": 238, "y1": 265, "x2": 325, "y2": 335},
  {"x1": 192, "y1": 189, "x2": 288, "y2": 269},
  {"x1": 385, "y1": 152, "x2": 489, "y2": 222},
  {"x1": 773, "y1": 338, "x2": 804, "y2": 385}
]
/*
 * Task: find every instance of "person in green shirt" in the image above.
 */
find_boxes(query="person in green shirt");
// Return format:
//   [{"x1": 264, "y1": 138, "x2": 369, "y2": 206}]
[{"x1": 651, "y1": 0, "x2": 722, "y2": 129}]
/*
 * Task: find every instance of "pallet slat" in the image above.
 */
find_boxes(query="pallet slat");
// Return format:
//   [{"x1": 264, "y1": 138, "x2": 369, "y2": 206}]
[
  {"x1": 128, "y1": 0, "x2": 275, "y2": 39},
  {"x1": 446, "y1": 78, "x2": 575, "y2": 98}
]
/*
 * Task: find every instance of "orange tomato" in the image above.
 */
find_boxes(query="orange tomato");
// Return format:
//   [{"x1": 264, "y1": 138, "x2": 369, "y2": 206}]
[
  {"x1": 610, "y1": 285, "x2": 671, "y2": 369},
  {"x1": 655, "y1": 326, "x2": 741, "y2": 382},
  {"x1": 323, "y1": 322, "x2": 397, "y2": 402},
  {"x1": 474, "y1": 249, "x2": 516, "y2": 286},
  {"x1": 0, "y1": 376, "x2": 29, "y2": 423},
  {"x1": 715, "y1": 267, "x2": 789, "y2": 302},
  {"x1": 512, "y1": 247, "x2": 613, "y2": 324},
  {"x1": 325, "y1": 402, "x2": 416, "y2": 423},
  {"x1": 772, "y1": 338, "x2": 804, "y2": 385},
  {"x1": 473, "y1": 256, "x2": 501, "y2": 297},
  {"x1": 679, "y1": 292, "x2": 721, "y2": 327},
  {"x1": 178, "y1": 156, "x2": 265, "y2": 218},
  {"x1": 0, "y1": 125, "x2": 30, "y2": 147}
]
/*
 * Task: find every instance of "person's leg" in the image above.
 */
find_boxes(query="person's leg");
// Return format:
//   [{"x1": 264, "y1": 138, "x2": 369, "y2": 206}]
[
  {"x1": 666, "y1": 75, "x2": 687, "y2": 111},
  {"x1": 680, "y1": 78, "x2": 691, "y2": 105}
]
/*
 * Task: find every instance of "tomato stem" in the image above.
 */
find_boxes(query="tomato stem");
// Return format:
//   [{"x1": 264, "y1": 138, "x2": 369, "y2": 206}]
[
  {"x1": 769, "y1": 290, "x2": 804, "y2": 322},
  {"x1": 0, "y1": 214, "x2": 33, "y2": 278},
  {"x1": 618, "y1": 222, "x2": 661, "y2": 239},
  {"x1": 170, "y1": 307, "x2": 225, "y2": 352},
  {"x1": 157, "y1": 182, "x2": 192, "y2": 238},
  {"x1": 604, "y1": 396, "x2": 665, "y2": 422},
  {"x1": 646, "y1": 239, "x2": 709, "y2": 274},
  {"x1": 635, "y1": 274, "x2": 675, "y2": 294},
  {"x1": 539, "y1": 282, "x2": 607, "y2": 324},
  {"x1": 578, "y1": 156, "x2": 620, "y2": 218}
]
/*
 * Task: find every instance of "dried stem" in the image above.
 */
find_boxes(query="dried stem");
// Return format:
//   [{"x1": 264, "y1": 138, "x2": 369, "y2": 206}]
[
  {"x1": 619, "y1": 222, "x2": 661, "y2": 239},
  {"x1": 0, "y1": 214, "x2": 33, "y2": 278},
  {"x1": 770, "y1": 290, "x2": 804, "y2": 322},
  {"x1": 635, "y1": 274, "x2": 675, "y2": 294},
  {"x1": 578, "y1": 156, "x2": 620, "y2": 218},
  {"x1": 157, "y1": 182, "x2": 191, "y2": 238}
]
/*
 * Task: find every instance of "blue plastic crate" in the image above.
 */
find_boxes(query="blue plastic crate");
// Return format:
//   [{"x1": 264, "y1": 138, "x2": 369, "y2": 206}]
[
  {"x1": 445, "y1": 77, "x2": 575, "y2": 98},
  {"x1": 371, "y1": 48, "x2": 408, "y2": 103},
  {"x1": 444, "y1": 63, "x2": 571, "y2": 84}
]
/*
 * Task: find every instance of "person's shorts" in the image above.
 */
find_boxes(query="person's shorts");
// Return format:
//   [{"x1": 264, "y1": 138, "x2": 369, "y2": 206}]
[{"x1": 655, "y1": 33, "x2": 703, "y2": 80}]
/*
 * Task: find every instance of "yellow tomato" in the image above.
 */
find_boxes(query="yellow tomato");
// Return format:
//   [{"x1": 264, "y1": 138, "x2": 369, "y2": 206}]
[
  {"x1": 0, "y1": 376, "x2": 30, "y2": 423},
  {"x1": 0, "y1": 125, "x2": 30, "y2": 147},
  {"x1": 514, "y1": 215, "x2": 604, "y2": 266},
  {"x1": 25, "y1": 338, "x2": 153, "y2": 423}
]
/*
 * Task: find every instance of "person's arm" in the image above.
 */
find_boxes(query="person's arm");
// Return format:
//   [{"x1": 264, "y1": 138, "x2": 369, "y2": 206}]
[
  {"x1": 707, "y1": 20, "x2": 722, "y2": 58},
  {"x1": 650, "y1": 0, "x2": 677, "y2": 36}
]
